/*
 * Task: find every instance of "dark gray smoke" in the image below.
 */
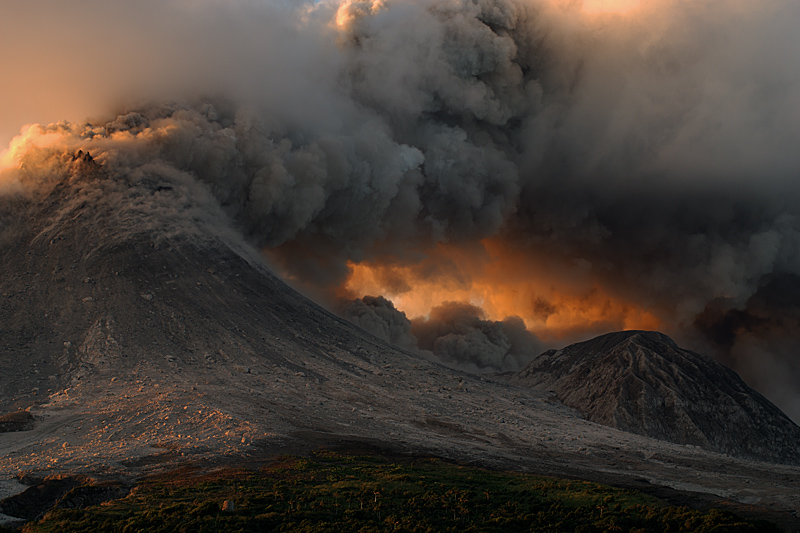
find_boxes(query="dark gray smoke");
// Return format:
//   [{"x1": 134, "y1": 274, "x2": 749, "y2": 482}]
[
  {"x1": 3, "y1": 0, "x2": 800, "y2": 420},
  {"x1": 337, "y1": 295, "x2": 419, "y2": 351},
  {"x1": 339, "y1": 297, "x2": 543, "y2": 372},
  {"x1": 412, "y1": 302, "x2": 544, "y2": 372},
  {"x1": 692, "y1": 273, "x2": 800, "y2": 424}
]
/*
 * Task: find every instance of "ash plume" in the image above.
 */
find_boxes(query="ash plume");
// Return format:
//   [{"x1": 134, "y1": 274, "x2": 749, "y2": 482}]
[
  {"x1": 3, "y1": 0, "x2": 800, "y2": 419},
  {"x1": 337, "y1": 295, "x2": 419, "y2": 351},
  {"x1": 411, "y1": 302, "x2": 544, "y2": 372},
  {"x1": 339, "y1": 297, "x2": 543, "y2": 372}
]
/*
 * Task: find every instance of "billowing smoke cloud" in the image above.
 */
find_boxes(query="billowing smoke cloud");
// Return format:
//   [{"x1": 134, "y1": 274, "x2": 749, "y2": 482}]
[
  {"x1": 412, "y1": 302, "x2": 544, "y2": 372},
  {"x1": 339, "y1": 297, "x2": 543, "y2": 372},
  {"x1": 337, "y1": 295, "x2": 419, "y2": 351},
  {"x1": 3, "y1": 0, "x2": 800, "y2": 420}
]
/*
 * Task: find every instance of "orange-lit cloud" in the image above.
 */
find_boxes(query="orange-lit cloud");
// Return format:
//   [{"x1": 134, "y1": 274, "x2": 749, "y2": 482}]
[
  {"x1": 334, "y1": 0, "x2": 387, "y2": 30},
  {"x1": 341, "y1": 238, "x2": 661, "y2": 343},
  {"x1": 0, "y1": 124, "x2": 82, "y2": 195}
]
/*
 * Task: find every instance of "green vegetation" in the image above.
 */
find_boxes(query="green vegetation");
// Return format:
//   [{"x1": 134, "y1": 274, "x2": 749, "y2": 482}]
[{"x1": 21, "y1": 451, "x2": 777, "y2": 532}]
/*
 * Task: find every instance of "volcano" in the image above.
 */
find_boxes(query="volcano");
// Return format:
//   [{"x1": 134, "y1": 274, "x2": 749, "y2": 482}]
[
  {"x1": 511, "y1": 331, "x2": 800, "y2": 464},
  {"x1": 1, "y1": 158, "x2": 800, "y2": 526}
]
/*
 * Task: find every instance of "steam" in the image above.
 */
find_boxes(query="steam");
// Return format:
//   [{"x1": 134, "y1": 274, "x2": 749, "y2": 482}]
[{"x1": 3, "y1": 0, "x2": 800, "y2": 419}]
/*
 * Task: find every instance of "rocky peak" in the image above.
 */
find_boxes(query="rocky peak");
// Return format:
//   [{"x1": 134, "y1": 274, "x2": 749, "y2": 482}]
[{"x1": 512, "y1": 331, "x2": 800, "y2": 465}]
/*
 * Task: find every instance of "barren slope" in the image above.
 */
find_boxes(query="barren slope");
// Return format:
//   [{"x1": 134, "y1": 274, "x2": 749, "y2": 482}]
[
  {"x1": 511, "y1": 331, "x2": 800, "y2": 464},
  {"x1": 1, "y1": 161, "x2": 799, "y2": 527}
]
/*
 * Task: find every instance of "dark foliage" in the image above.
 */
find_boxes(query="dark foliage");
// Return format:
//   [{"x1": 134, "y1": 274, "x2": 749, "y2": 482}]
[{"x1": 20, "y1": 452, "x2": 778, "y2": 533}]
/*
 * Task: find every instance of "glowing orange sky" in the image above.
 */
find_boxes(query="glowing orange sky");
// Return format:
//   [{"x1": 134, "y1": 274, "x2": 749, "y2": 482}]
[
  {"x1": 582, "y1": 0, "x2": 640, "y2": 14},
  {"x1": 341, "y1": 239, "x2": 661, "y2": 342}
]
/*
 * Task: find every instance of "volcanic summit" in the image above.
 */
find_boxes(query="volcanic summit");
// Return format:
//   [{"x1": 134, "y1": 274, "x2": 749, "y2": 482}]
[{"x1": 511, "y1": 331, "x2": 800, "y2": 464}]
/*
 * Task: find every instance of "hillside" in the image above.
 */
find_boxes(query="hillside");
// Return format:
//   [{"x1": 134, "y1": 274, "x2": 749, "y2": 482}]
[
  {"x1": 511, "y1": 331, "x2": 800, "y2": 464},
  {"x1": 0, "y1": 161, "x2": 799, "y2": 528}
]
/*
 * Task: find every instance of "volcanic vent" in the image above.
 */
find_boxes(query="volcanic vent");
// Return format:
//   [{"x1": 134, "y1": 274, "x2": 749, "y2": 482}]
[{"x1": 512, "y1": 331, "x2": 800, "y2": 464}]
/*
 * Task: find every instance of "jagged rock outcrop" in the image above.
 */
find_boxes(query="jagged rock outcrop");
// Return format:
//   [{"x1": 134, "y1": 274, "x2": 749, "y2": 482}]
[{"x1": 511, "y1": 331, "x2": 800, "y2": 464}]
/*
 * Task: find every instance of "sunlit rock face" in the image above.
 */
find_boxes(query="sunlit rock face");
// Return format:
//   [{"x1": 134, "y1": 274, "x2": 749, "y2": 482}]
[{"x1": 512, "y1": 331, "x2": 800, "y2": 465}]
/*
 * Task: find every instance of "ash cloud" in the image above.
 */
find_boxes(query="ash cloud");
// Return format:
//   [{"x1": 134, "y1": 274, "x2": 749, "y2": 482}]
[
  {"x1": 339, "y1": 297, "x2": 543, "y2": 372},
  {"x1": 693, "y1": 273, "x2": 800, "y2": 423},
  {"x1": 337, "y1": 295, "x2": 419, "y2": 351},
  {"x1": 412, "y1": 302, "x2": 544, "y2": 372},
  {"x1": 3, "y1": 0, "x2": 800, "y2": 418}
]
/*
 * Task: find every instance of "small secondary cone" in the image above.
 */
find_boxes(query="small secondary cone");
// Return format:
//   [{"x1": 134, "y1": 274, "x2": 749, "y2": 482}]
[{"x1": 512, "y1": 330, "x2": 800, "y2": 464}]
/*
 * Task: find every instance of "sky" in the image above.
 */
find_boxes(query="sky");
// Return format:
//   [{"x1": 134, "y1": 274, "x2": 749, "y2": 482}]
[{"x1": 2, "y1": 0, "x2": 800, "y2": 422}]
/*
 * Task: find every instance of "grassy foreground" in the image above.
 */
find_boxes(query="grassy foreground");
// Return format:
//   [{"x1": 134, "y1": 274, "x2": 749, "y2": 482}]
[{"x1": 18, "y1": 451, "x2": 777, "y2": 532}]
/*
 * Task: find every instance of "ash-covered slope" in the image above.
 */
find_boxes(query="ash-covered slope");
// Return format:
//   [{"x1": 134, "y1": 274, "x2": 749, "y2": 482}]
[
  {"x1": 0, "y1": 156, "x2": 327, "y2": 408},
  {"x1": 1, "y1": 153, "x2": 445, "y2": 431},
  {"x1": 0, "y1": 157, "x2": 596, "y2": 484},
  {"x1": 3, "y1": 160, "x2": 800, "y2": 525},
  {"x1": 511, "y1": 331, "x2": 800, "y2": 464}
]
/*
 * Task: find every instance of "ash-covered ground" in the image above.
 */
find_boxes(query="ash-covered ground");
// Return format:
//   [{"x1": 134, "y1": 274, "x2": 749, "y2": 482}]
[{"x1": 1, "y1": 162, "x2": 799, "y2": 529}]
